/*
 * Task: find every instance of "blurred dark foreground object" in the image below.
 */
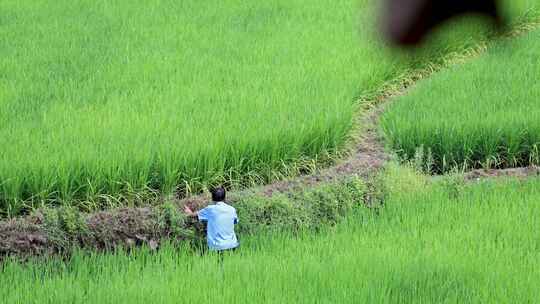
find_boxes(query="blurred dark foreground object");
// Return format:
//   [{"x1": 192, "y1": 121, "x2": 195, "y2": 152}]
[{"x1": 383, "y1": 0, "x2": 504, "y2": 46}]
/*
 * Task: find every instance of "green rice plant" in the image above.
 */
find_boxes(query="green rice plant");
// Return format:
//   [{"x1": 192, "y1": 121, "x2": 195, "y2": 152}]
[
  {"x1": 382, "y1": 27, "x2": 540, "y2": 173},
  {"x1": 0, "y1": 0, "x2": 538, "y2": 214},
  {"x1": 528, "y1": 143, "x2": 540, "y2": 166},
  {"x1": 2, "y1": 169, "x2": 540, "y2": 303}
]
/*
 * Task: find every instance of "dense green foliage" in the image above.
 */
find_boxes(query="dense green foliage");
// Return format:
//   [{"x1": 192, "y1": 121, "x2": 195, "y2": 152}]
[
  {"x1": 234, "y1": 178, "x2": 365, "y2": 235},
  {"x1": 3, "y1": 167, "x2": 540, "y2": 303},
  {"x1": 1, "y1": 0, "x2": 537, "y2": 214},
  {"x1": 31, "y1": 178, "x2": 364, "y2": 253},
  {"x1": 382, "y1": 27, "x2": 540, "y2": 172}
]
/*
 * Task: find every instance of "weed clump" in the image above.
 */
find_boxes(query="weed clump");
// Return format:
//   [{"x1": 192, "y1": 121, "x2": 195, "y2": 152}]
[
  {"x1": 40, "y1": 206, "x2": 88, "y2": 252},
  {"x1": 156, "y1": 202, "x2": 194, "y2": 240},
  {"x1": 234, "y1": 178, "x2": 365, "y2": 235}
]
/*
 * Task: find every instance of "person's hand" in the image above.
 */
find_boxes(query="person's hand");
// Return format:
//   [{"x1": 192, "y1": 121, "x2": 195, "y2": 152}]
[{"x1": 183, "y1": 205, "x2": 196, "y2": 216}]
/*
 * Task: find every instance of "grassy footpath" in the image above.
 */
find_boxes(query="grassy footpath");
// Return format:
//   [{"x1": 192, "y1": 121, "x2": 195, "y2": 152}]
[
  {"x1": 1, "y1": 0, "x2": 537, "y2": 214},
  {"x1": 382, "y1": 26, "x2": 540, "y2": 173},
  {"x1": 2, "y1": 165, "x2": 539, "y2": 303}
]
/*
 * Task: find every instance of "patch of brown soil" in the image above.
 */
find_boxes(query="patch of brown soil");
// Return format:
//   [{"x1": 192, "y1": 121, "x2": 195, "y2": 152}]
[
  {"x1": 0, "y1": 217, "x2": 50, "y2": 258},
  {"x1": 464, "y1": 166, "x2": 540, "y2": 181}
]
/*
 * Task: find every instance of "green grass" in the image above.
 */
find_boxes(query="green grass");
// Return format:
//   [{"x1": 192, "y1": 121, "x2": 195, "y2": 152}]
[
  {"x1": 2, "y1": 166, "x2": 540, "y2": 303},
  {"x1": 382, "y1": 27, "x2": 540, "y2": 173},
  {"x1": 1, "y1": 0, "x2": 537, "y2": 214}
]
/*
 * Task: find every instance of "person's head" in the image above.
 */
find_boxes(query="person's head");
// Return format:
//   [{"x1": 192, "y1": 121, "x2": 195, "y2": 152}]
[
  {"x1": 382, "y1": 0, "x2": 502, "y2": 46},
  {"x1": 210, "y1": 186, "x2": 226, "y2": 202}
]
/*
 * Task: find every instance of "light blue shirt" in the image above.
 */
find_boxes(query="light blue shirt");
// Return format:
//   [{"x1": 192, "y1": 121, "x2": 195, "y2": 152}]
[{"x1": 198, "y1": 202, "x2": 239, "y2": 251}]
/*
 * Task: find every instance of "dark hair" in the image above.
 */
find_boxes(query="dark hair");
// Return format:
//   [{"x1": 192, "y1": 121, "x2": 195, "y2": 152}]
[{"x1": 211, "y1": 186, "x2": 226, "y2": 202}]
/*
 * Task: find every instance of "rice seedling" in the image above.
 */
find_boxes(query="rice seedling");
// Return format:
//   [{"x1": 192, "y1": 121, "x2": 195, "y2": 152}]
[{"x1": 381, "y1": 27, "x2": 540, "y2": 173}]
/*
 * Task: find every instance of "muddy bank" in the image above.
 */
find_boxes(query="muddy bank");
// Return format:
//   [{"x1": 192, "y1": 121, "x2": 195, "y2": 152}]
[{"x1": 0, "y1": 178, "x2": 366, "y2": 260}]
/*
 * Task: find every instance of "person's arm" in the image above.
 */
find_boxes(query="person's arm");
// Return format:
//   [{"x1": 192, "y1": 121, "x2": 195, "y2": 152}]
[
  {"x1": 185, "y1": 205, "x2": 210, "y2": 222},
  {"x1": 183, "y1": 205, "x2": 198, "y2": 217}
]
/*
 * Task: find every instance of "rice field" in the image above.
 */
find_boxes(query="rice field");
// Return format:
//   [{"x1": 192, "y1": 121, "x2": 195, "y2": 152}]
[
  {"x1": 1, "y1": 0, "x2": 537, "y2": 215},
  {"x1": 2, "y1": 166, "x2": 539, "y2": 303},
  {"x1": 3, "y1": 1, "x2": 540, "y2": 302},
  {"x1": 381, "y1": 27, "x2": 540, "y2": 173}
]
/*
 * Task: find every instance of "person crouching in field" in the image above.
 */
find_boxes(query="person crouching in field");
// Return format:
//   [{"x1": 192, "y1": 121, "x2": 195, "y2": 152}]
[{"x1": 184, "y1": 187, "x2": 239, "y2": 254}]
